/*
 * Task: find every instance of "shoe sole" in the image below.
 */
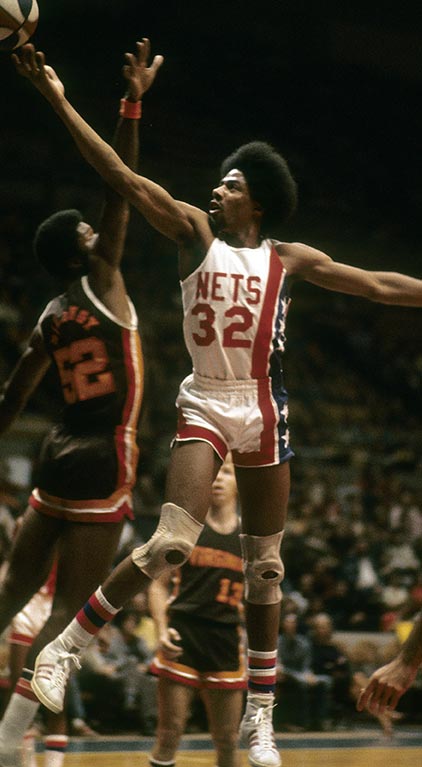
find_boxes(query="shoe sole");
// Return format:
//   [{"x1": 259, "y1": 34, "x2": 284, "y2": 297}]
[
  {"x1": 30, "y1": 657, "x2": 63, "y2": 714},
  {"x1": 247, "y1": 755, "x2": 281, "y2": 767}
]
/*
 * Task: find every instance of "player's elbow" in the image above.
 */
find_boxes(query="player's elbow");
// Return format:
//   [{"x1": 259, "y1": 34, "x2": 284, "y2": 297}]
[{"x1": 364, "y1": 279, "x2": 388, "y2": 303}]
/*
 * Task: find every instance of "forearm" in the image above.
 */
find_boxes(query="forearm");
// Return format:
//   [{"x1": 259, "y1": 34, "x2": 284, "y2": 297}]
[
  {"x1": 148, "y1": 581, "x2": 170, "y2": 637},
  {"x1": 371, "y1": 271, "x2": 422, "y2": 306},
  {"x1": 112, "y1": 115, "x2": 139, "y2": 173},
  {"x1": 287, "y1": 243, "x2": 422, "y2": 307}
]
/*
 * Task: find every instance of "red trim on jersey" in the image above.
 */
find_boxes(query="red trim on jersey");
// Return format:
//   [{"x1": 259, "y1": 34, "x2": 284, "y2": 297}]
[
  {"x1": 29, "y1": 487, "x2": 134, "y2": 522},
  {"x1": 232, "y1": 378, "x2": 277, "y2": 466},
  {"x1": 251, "y1": 248, "x2": 284, "y2": 378},
  {"x1": 150, "y1": 657, "x2": 247, "y2": 690},
  {"x1": 116, "y1": 328, "x2": 143, "y2": 487},
  {"x1": 175, "y1": 421, "x2": 228, "y2": 462}
]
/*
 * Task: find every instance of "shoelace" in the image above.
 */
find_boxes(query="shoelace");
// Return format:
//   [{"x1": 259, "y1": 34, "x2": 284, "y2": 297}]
[
  {"x1": 250, "y1": 703, "x2": 277, "y2": 750},
  {"x1": 51, "y1": 652, "x2": 81, "y2": 689}
]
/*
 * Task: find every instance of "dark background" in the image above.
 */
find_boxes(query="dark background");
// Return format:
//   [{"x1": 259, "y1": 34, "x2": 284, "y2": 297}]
[
  {"x1": 2, "y1": 1, "x2": 422, "y2": 270},
  {"x1": 1, "y1": 1, "x2": 422, "y2": 478}
]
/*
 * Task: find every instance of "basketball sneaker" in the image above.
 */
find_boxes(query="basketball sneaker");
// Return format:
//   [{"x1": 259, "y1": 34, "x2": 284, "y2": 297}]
[
  {"x1": 240, "y1": 694, "x2": 281, "y2": 767},
  {"x1": 31, "y1": 638, "x2": 81, "y2": 714}
]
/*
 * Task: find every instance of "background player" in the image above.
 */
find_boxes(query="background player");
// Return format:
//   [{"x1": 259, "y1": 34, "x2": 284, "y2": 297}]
[
  {"x1": 0, "y1": 40, "x2": 162, "y2": 767},
  {"x1": 16, "y1": 43, "x2": 422, "y2": 767},
  {"x1": 149, "y1": 453, "x2": 245, "y2": 767}
]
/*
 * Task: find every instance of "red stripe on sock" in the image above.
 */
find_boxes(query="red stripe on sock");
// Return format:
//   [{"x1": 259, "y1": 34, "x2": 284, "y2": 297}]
[
  {"x1": 76, "y1": 609, "x2": 100, "y2": 635},
  {"x1": 90, "y1": 592, "x2": 116, "y2": 622},
  {"x1": 15, "y1": 679, "x2": 38, "y2": 702}
]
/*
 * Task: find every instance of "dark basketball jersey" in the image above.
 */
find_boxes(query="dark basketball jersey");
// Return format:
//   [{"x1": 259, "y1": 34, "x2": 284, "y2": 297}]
[
  {"x1": 33, "y1": 276, "x2": 143, "y2": 502},
  {"x1": 169, "y1": 521, "x2": 244, "y2": 625}
]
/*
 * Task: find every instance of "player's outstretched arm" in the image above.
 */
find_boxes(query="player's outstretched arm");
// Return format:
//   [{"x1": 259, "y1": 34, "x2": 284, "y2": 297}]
[
  {"x1": 96, "y1": 38, "x2": 164, "y2": 272},
  {"x1": 13, "y1": 45, "x2": 194, "y2": 245},
  {"x1": 282, "y1": 242, "x2": 422, "y2": 307},
  {"x1": 357, "y1": 612, "x2": 422, "y2": 714}
]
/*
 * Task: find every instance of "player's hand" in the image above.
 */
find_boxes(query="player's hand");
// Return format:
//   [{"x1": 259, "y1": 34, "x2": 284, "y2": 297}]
[
  {"x1": 356, "y1": 658, "x2": 418, "y2": 715},
  {"x1": 12, "y1": 45, "x2": 65, "y2": 102},
  {"x1": 123, "y1": 38, "x2": 163, "y2": 101},
  {"x1": 159, "y1": 627, "x2": 182, "y2": 660}
]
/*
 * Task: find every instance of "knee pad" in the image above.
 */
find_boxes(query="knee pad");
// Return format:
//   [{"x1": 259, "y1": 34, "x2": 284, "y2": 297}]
[
  {"x1": 132, "y1": 502, "x2": 203, "y2": 579},
  {"x1": 240, "y1": 531, "x2": 285, "y2": 605}
]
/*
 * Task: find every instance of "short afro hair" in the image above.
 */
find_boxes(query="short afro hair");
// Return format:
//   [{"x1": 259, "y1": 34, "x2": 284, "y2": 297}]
[
  {"x1": 33, "y1": 209, "x2": 84, "y2": 280},
  {"x1": 220, "y1": 141, "x2": 297, "y2": 235}
]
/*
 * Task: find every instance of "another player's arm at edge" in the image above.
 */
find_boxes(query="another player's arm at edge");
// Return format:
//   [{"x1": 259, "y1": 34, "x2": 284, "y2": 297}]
[
  {"x1": 357, "y1": 611, "x2": 422, "y2": 714},
  {"x1": 0, "y1": 326, "x2": 51, "y2": 433},
  {"x1": 279, "y1": 241, "x2": 422, "y2": 307}
]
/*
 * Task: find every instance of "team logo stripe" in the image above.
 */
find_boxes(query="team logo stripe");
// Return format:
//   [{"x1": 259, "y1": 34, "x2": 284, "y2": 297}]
[
  {"x1": 116, "y1": 328, "x2": 143, "y2": 487},
  {"x1": 176, "y1": 418, "x2": 228, "y2": 461},
  {"x1": 251, "y1": 248, "x2": 284, "y2": 378}
]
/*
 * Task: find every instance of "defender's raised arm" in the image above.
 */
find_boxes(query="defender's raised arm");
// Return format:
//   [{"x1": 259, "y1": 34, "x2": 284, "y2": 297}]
[{"x1": 13, "y1": 44, "x2": 196, "y2": 245}]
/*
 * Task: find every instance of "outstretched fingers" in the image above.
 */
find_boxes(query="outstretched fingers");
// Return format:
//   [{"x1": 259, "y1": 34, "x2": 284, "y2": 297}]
[{"x1": 357, "y1": 678, "x2": 403, "y2": 714}]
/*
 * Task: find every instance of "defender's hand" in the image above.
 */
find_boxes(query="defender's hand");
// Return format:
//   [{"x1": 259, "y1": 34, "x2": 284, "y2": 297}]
[{"x1": 123, "y1": 37, "x2": 163, "y2": 101}]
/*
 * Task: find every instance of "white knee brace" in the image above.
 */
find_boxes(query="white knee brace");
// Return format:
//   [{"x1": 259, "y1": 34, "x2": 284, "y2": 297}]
[
  {"x1": 132, "y1": 502, "x2": 203, "y2": 579},
  {"x1": 240, "y1": 531, "x2": 285, "y2": 605}
]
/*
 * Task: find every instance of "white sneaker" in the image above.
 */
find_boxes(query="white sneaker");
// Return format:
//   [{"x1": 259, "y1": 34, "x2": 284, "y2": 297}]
[
  {"x1": 240, "y1": 695, "x2": 281, "y2": 767},
  {"x1": 31, "y1": 639, "x2": 81, "y2": 714}
]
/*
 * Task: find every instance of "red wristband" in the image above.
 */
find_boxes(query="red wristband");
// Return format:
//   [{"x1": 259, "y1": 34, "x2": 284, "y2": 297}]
[{"x1": 119, "y1": 99, "x2": 142, "y2": 119}]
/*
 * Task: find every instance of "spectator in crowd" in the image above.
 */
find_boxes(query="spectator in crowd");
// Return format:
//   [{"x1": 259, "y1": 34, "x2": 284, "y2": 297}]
[
  {"x1": 276, "y1": 613, "x2": 330, "y2": 732},
  {"x1": 309, "y1": 613, "x2": 352, "y2": 728}
]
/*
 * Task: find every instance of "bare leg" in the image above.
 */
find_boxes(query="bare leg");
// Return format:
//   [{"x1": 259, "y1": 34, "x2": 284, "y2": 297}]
[
  {"x1": 151, "y1": 678, "x2": 195, "y2": 763},
  {"x1": 236, "y1": 462, "x2": 290, "y2": 651},
  {"x1": 164, "y1": 440, "x2": 222, "y2": 520},
  {"x1": 27, "y1": 518, "x2": 123, "y2": 664},
  {"x1": 0, "y1": 507, "x2": 60, "y2": 633},
  {"x1": 202, "y1": 688, "x2": 243, "y2": 767},
  {"x1": 101, "y1": 440, "x2": 221, "y2": 607}
]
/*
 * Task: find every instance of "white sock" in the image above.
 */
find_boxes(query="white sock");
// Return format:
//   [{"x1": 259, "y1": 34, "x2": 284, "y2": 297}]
[
  {"x1": 44, "y1": 735, "x2": 68, "y2": 767},
  {"x1": 44, "y1": 735, "x2": 69, "y2": 767},
  {"x1": 0, "y1": 692, "x2": 39, "y2": 750},
  {"x1": 57, "y1": 586, "x2": 120, "y2": 652}
]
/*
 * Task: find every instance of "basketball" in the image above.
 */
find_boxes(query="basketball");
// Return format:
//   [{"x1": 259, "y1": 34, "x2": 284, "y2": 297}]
[{"x1": 0, "y1": 0, "x2": 39, "y2": 51}]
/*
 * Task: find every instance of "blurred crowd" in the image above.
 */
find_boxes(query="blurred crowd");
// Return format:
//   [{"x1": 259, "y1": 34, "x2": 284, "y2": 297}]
[{"x1": 1, "y1": 110, "x2": 422, "y2": 736}]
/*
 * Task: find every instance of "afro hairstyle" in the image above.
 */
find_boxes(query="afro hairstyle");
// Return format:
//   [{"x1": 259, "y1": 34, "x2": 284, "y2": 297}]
[{"x1": 220, "y1": 141, "x2": 297, "y2": 235}]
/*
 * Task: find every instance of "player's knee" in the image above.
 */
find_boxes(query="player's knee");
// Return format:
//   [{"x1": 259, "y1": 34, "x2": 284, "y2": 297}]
[
  {"x1": 240, "y1": 531, "x2": 285, "y2": 604},
  {"x1": 132, "y1": 502, "x2": 203, "y2": 579}
]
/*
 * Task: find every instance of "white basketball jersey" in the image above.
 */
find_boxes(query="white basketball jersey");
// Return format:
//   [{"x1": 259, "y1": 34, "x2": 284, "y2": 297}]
[{"x1": 181, "y1": 238, "x2": 290, "y2": 381}]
